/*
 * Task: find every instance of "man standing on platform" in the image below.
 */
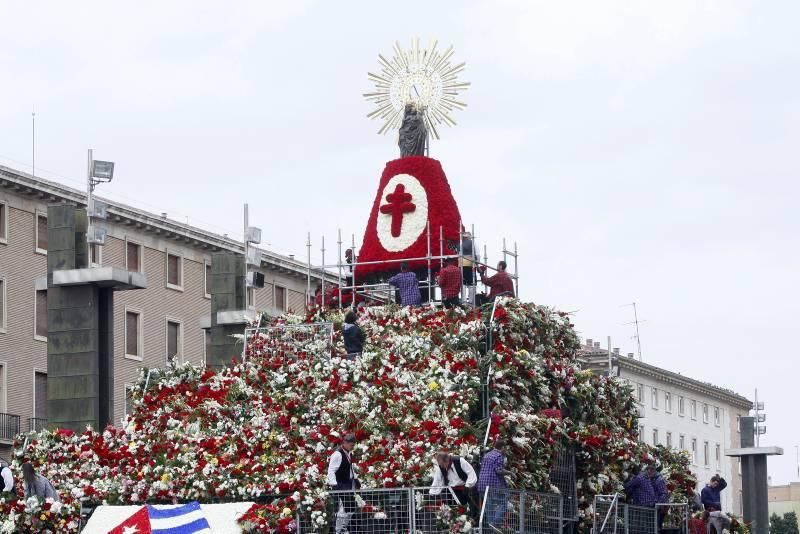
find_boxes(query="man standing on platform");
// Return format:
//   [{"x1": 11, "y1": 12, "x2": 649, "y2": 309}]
[
  {"x1": 479, "y1": 261, "x2": 515, "y2": 300},
  {"x1": 387, "y1": 262, "x2": 421, "y2": 306},
  {"x1": 327, "y1": 433, "x2": 359, "y2": 534},
  {"x1": 437, "y1": 258, "x2": 462, "y2": 308}
]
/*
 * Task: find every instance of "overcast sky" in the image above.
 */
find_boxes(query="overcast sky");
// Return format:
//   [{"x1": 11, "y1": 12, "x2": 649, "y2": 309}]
[{"x1": 1, "y1": 1, "x2": 798, "y2": 483}]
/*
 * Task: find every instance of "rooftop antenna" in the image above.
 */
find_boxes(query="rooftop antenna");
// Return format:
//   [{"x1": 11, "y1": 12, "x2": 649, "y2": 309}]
[
  {"x1": 31, "y1": 108, "x2": 36, "y2": 177},
  {"x1": 621, "y1": 302, "x2": 644, "y2": 361}
]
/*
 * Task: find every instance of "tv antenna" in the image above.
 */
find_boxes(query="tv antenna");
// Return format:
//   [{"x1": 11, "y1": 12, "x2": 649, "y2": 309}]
[{"x1": 620, "y1": 302, "x2": 644, "y2": 361}]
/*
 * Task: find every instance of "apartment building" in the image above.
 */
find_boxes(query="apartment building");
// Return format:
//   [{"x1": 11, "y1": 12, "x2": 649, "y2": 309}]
[
  {"x1": 0, "y1": 165, "x2": 326, "y2": 459},
  {"x1": 582, "y1": 342, "x2": 752, "y2": 514}
]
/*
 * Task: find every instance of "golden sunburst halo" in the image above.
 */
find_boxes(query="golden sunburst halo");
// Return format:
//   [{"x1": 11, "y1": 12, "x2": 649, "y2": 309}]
[{"x1": 364, "y1": 39, "x2": 470, "y2": 140}]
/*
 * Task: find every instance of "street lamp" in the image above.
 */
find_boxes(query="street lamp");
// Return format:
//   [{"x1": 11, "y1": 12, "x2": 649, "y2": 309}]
[{"x1": 86, "y1": 149, "x2": 114, "y2": 247}]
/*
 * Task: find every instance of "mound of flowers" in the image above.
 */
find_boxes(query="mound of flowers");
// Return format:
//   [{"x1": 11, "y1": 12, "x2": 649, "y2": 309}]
[{"x1": 13, "y1": 300, "x2": 697, "y2": 532}]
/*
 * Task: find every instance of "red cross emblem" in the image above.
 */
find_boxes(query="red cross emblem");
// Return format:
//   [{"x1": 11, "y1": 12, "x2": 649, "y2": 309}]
[{"x1": 379, "y1": 184, "x2": 416, "y2": 237}]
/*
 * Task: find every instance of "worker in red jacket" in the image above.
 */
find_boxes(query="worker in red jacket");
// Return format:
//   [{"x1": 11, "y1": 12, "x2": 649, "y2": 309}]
[
  {"x1": 479, "y1": 261, "x2": 515, "y2": 300},
  {"x1": 436, "y1": 258, "x2": 463, "y2": 309}
]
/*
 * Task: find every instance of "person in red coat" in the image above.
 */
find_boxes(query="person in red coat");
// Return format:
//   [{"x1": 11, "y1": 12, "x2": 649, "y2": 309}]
[
  {"x1": 479, "y1": 261, "x2": 515, "y2": 300},
  {"x1": 437, "y1": 258, "x2": 463, "y2": 308}
]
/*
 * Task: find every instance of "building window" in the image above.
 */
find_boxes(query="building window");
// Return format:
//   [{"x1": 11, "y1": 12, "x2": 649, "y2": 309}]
[
  {"x1": 166, "y1": 319, "x2": 182, "y2": 364},
  {"x1": 34, "y1": 289, "x2": 47, "y2": 340},
  {"x1": 204, "y1": 262, "x2": 212, "y2": 299},
  {"x1": 665, "y1": 392, "x2": 672, "y2": 413},
  {"x1": 639, "y1": 425, "x2": 645, "y2": 438},
  {"x1": 166, "y1": 252, "x2": 183, "y2": 290},
  {"x1": 679, "y1": 434, "x2": 685, "y2": 451},
  {"x1": 90, "y1": 243, "x2": 102, "y2": 266},
  {"x1": 34, "y1": 371, "x2": 47, "y2": 419},
  {"x1": 691, "y1": 400, "x2": 697, "y2": 420},
  {"x1": 691, "y1": 438, "x2": 698, "y2": 465},
  {"x1": 678, "y1": 396, "x2": 685, "y2": 416},
  {"x1": 703, "y1": 441, "x2": 710, "y2": 466},
  {"x1": 703, "y1": 403, "x2": 709, "y2": 424},
  {"x1": 651, "y1": 387, "x2": 659, "y2": 409},
  {"x1": 637, "y1": 384, "x2": 644, "y2": 403},
  {"x1": 666, "y1": 432, "x2": 672, "y2": 448},
  {"x1": 737, "y1": 414, "x2": 741, "y2": 433},
  {"x1": 0, "y1": 278, "x2": 5, "y2": 332},
  {"x1": 125, "y1": 309, "x2": 143, "y2": 359},
  {"x1": 714, "y1": 406, "x2": 720, "y2": 426},
  {"x1": 652, "y1": 428, "x2": 659, "y2": 446},
  {"x1": 0, "y1": 201, "x2": 7, "y2": 243},
  {"x1": 715, "y1": 444, "x2": 721, "y2": 467},
  {"x1": 275, "y1": 285, "x2": 286, "y2": 312},
  {"x1": 35, "y1": 212, "x2": 47, "y2": 254},
  {"x1": 126, "y1": 241, "x2": 142, "y2": 272}
]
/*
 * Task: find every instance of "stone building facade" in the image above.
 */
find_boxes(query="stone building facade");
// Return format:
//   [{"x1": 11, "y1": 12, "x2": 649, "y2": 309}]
[
  {"x1": 0, "y1": 165, "x2": 327, "y2": 459},
  {"x1": 582, "y1": 342, "x2": 752, "y2": 514}
]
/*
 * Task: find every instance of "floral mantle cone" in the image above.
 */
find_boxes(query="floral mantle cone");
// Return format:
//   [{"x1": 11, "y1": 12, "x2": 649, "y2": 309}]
[{"x1": 357, "y1": 156, "x2": 462, "y2": 275}]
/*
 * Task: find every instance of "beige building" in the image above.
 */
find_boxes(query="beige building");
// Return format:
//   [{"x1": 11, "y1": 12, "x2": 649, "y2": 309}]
[
  {"x1": 582, "y1": 342, "x2": 752, "y2": 514},
  {"x1": 769, "y1": 481, "x2": 800, "y2": 517},
  {"x1": 0, "y1": 165, "x2": 326, "y2": 459}
]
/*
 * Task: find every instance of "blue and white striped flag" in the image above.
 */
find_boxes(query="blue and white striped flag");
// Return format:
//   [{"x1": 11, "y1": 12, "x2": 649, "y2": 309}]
[{"x1": 146, "y1": 501, "x2": 211, "y2": 534}]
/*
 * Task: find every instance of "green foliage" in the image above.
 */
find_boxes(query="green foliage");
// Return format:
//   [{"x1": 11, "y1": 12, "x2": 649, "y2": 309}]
[{"x1": 772, "y1": 511, "x2": 800, "y2": 534}]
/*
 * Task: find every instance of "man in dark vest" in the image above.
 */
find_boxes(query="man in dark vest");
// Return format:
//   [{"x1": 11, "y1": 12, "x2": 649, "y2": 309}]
[
  {"x1": 327, "y1": 433, "x2": 358, "y2": 533},
  {"x1": 430, "y1": 451, "x2": 478, "y2": 517}
]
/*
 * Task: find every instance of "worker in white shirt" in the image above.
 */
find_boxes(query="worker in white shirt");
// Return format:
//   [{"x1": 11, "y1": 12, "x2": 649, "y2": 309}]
[
  {"x1": 327, "y1": 433, "x2": 358, "y2": 534},
  {"x1": 429, "y1": 451, "x2": 478, "y2": 509},
  {"x1": 0, "y1": 461, "x2": 16, "y2": 495}
]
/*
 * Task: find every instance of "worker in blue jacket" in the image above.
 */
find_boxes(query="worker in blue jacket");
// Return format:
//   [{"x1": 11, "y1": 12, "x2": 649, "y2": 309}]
[{"x1": 700, "y1": 475, "x2": 727, "y2": 511}]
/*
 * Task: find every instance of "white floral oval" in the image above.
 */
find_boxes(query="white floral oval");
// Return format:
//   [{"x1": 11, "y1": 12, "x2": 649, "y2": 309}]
[{"x1": 376, "y1": 173, "x2": 429, "y2": 252}]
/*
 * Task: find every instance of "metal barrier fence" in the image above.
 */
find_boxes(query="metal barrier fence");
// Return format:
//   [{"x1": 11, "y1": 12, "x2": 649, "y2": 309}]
[
  {"x1": 623, "y1": 504, "x2": 656, "y2": 534},
  {"x1": 243, "y1": 322, "x2": 334, "y2": 361},
  {"x1": 478, "y1": 487, "x2": 563, "y2": 533},
  {"x1": 324, "y1": 486, "x2": 478, "y2": 533},
  {"x1": 594, "y1": 494, "x2": 622, "y2": 534},
  {"x1": 655, "y1": 503, "x2": 689, "y2": 534}
]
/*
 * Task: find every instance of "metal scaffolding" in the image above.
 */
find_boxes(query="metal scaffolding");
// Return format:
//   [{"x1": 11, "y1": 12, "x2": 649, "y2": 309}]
[{"x1": 304, "y1": 223, "x2": 520, "y2": 310}]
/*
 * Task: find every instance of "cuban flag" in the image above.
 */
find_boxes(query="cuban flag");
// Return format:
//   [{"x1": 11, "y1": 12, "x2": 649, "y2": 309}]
[{"x1": 109, "y1": 501, "x2": 211, "y2": 534}]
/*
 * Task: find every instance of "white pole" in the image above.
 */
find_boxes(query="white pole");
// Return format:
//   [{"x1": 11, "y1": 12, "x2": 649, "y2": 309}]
[
  {"x1": 86, "y1": 149, "x2": 93, "y2": 246},
  {"x1": 243, "y1": 203, "x2": 249, "y2": 309},
  {"x1": 337, "y1": 229, "x2": 343, "y2": 309},
  {"x1": 607, "y1": 336, "x2": 612, "y2": 375},
  {"x1": 321, "y1": 235, "x2": 326, "y2": 307},
  {"x1": 306, "y1": 233, "x2": 312, "y2": 307}
]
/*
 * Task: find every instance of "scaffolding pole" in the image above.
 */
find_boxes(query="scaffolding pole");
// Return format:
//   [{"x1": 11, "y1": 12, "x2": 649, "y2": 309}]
[
  {"x1": 514, "y1": 241, "x2": 519, "y2": 297},
  {"x1": 337, "y1": 229, "x2": 343, "y2": 309},
  {"x1": 321, "y1": 235, "x2": 326, "y2": 308},
  {"x1": 426, "y1": 221, "x2": 432, "y2": 304},
  {"x1": 306, "y1": 233, "x2": 311, "y2": 307}
]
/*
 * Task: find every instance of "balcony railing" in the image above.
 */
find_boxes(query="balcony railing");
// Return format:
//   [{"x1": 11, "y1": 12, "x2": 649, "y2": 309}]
[
  {"x1": 28, "y1": 417, "x2": 48, "y2": 433},
  {"x1": 0, "y1": 413, "x2": 21, "y2": 441}
]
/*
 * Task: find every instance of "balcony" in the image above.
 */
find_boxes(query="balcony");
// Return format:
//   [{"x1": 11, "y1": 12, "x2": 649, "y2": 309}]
[
  {"x1": 27, "y1": 418, "x2": 48, "y2": 433},
  {"x1": 0, "y1": 413, "x2": 21, "y2": 442}
]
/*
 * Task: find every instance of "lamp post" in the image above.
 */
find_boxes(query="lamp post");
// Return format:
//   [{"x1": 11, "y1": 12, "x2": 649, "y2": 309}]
[{"x1": 86, "y1": 149, "x2": 115, "y2": 256}]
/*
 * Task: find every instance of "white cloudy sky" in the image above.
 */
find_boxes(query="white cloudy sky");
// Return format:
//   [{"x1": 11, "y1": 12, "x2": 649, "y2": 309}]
[{"x1": 1, "y1": 1, "x2": 798, "y2": 483}]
